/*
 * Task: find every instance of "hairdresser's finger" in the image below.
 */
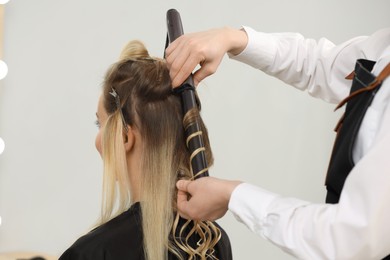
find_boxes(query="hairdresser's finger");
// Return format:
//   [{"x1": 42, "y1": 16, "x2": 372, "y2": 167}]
[
  {"x1": 166, "y1": 39, "x2": 187, "y2": 70},
  {"x1": 168, "y1": 37, "x2": 207, "y2": 87},
  {"x1": 192, "y1": 62, "x2": 218, "y2": 86},
  {"x1": 165, "y1": 37, "x2": 193, "y2": 84},
  {"x1": 165, "y1": 35, "x2": 181, "y2": 57},
  {"x1": 176, "y1": 189, "x2": 191, "y2": 219},
  {"x1": 169, "y1": 52, "x2": 201, "y2": 88},
  {"x1": 172, "y1": 55, "x2": 205, "y2": 87},
  {"x1": 176, "y1": 179, "x2": 193, "y2": 193}
]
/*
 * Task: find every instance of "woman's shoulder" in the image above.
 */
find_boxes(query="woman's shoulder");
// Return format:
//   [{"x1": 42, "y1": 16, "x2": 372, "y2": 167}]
[
  {"x1": 59, "y1": 203, "x2": 232, "y2": 260},
  {"x1": 59, "y1": 203, "x2": 144, "y2": 260}
]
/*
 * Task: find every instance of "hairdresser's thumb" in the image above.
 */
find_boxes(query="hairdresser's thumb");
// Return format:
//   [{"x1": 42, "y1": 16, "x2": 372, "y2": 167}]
[{"x1": 176, "y1": 180, "x2": 192, "y2": 193}]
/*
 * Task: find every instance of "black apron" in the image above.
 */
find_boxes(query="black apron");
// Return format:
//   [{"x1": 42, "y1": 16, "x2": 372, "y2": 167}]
[{"x1": 325, "y1": 59, "x2": 390, "y2": 259}]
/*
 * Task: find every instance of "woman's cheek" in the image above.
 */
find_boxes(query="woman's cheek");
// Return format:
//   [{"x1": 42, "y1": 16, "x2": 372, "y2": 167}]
[{"x1": 95, "y1": 130, "x2": 103, "y2": 157}]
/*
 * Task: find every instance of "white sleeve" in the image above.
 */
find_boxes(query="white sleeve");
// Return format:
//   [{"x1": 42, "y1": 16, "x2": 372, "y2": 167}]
[
  {"x1": 227, "y1": 28, "x2": 390, "y2": 259},
  {"x1": 230, "y1": 27, "x2": 390, "y2": 104},
  {"x1": 228, "y1": 105, "x2": 390, "y2": 259}
]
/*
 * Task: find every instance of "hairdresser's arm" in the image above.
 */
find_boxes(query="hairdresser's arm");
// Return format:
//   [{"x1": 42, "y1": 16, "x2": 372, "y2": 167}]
[
  {"x1": 177, "y1": 92, "x2": 390, "y2": 259},
  {"x1": 167, "y1": 27, "x2": 390, "y2": 104},
  {"x1": 232, "y1": 28, "x2": 390, "y2": 104},
  {"x1": 177, "y1": 126, "x2": 390, "y2": 259},
  {"x1": 165, "y1": 27, "x2": 248, "y2": 87},
  {"x1": 229, "y1": 129, "x2": 390, "y2": 259},
  {"x1": 233, "y1": 26, "x2": 365, "y2": 103}
]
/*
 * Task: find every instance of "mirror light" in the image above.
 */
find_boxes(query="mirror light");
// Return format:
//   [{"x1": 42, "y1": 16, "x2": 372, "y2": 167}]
[
  {"x1": 0, "y1": 60, "x2": 7, "y2": 80},
  {"x1": 0, "y1": 0, "x2": 10, "y2": 4},
  {"x1": 0, "y1": 137, "x2": 4, "y2": 154}
]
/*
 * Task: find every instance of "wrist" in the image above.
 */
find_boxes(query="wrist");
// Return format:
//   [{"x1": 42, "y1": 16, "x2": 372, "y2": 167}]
[
  {"x1": 224, "y1": 27, "x2": 248, "y2": 56},
  {"x1": 224, "y1": 180, "x2": 242, "y2": 204}
]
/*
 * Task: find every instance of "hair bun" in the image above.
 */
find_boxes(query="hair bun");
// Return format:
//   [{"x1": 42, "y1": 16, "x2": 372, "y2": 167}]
[{"x1": 119, "y1": 40, "x2": 150, "y2": 61}]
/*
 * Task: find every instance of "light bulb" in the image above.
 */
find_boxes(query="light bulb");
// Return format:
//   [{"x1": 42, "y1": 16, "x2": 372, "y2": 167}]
[
  {"x1": 0, "y1": 60, "x2": 8, "y2": 80},
  {"x1": 0, "y1": 137, "x2": 5, "y2": 155}
]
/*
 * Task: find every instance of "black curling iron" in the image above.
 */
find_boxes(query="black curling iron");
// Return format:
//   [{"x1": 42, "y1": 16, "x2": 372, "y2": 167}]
[{"x1": 165, "y1": 9, "x2": 209, "y2": 179}]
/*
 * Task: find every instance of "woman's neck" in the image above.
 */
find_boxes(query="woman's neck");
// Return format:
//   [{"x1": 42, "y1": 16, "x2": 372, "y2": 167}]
[{"x1": 126, "y1": 136, "x2": 142, "y2": 203}]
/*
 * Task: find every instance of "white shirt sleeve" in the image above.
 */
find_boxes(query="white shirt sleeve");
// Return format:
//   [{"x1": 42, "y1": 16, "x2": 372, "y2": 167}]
[
  {"x1": 231, "y1": 27, "x2": 389, "y2": 104},
  {"x1": 228, "y1": 28, "x2": 390, "y2": 259},
  {"x1": 229, "y1": 120, "x2": 390, "y2": 259}
]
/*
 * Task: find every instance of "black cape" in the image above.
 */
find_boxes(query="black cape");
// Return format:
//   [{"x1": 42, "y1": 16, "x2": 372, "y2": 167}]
[{"x1": 59, "y1": 202, "x2": 232, "y2": 259}]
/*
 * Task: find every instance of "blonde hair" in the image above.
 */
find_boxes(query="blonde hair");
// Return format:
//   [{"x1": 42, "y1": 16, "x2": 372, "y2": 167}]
[{"x1": 100, "y1": 40, "x2": 220, "y2": 260}]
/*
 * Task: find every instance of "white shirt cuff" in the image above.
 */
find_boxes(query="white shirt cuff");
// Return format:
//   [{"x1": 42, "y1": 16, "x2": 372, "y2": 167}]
[
  {"x1": 229, "y1": 26, "x2": 277, "y2": 70},
  {"x1": 228, "y1": 182, "x2": 281, "y2": 235}
]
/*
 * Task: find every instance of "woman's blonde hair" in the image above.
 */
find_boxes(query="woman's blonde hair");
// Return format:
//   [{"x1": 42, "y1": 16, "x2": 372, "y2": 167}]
[{"x1": 99, "y1": 40, "x2": 220, "y2": 259}]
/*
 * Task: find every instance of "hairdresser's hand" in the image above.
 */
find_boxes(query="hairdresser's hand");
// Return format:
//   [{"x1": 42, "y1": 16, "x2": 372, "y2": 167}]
[
  {"x1": 166, "y1": 27, "x2": 248, "y2": 87},
  {"x1": 176, "y1": 177, "x2": 242, "y2": 221}
]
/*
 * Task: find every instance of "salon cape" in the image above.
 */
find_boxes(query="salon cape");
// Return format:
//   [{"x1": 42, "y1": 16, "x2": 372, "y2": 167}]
[{"x1": 229, "y1": 27, "x2": 390, "y2": 259}]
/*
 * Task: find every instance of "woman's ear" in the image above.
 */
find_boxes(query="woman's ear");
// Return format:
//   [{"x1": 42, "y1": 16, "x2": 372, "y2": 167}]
[{"x1": 124, "y1": 125, "x2": 136, "y2": 153}]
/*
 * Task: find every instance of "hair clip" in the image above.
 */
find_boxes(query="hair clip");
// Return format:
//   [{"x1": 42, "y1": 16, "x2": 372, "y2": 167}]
[
  {"x1": 109, "y1": 88, "x2": 129, "y2": 132},
  {"x1": 109, "y1": 88, "x2": 120, "y2": 106}
]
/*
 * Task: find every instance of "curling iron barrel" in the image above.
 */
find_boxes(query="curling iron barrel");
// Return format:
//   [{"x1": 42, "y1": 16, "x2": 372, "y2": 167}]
[{"x1": 166, "y1": 9, "x2": 209, "y2": 178}]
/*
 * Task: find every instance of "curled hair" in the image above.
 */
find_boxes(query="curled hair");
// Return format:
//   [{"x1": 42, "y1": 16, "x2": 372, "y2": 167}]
[{"x1": 100, "y1": 40, "x2": 220, "y2": 260}]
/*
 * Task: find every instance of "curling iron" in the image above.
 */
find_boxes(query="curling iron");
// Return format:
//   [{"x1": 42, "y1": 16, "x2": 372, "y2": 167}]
[{"x1": 165, "y1": 9, "x2": 209, "y2": 179}]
